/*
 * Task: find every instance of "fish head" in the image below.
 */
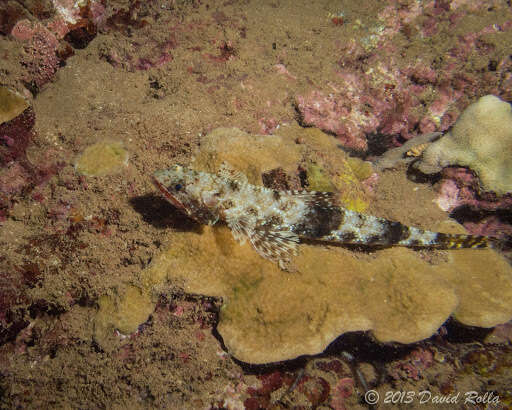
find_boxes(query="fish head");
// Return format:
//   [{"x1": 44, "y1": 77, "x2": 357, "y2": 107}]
[
  {"x1": 153, "y1": 165, "x2": 196, "y2": 213},
  {"x1": 152, "y1": 165, "x2": 218, "y2": 224}
]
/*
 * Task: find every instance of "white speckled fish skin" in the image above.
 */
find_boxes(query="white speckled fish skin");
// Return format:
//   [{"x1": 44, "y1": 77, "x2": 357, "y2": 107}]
[{"x1": 153, "y1": 164, "x2": 491, "y2": 265}]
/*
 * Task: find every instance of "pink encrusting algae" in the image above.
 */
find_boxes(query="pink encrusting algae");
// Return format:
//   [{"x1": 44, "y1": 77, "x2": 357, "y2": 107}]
[{"x1": 295, "y1": 3, "x2": 512, "y2": 151}]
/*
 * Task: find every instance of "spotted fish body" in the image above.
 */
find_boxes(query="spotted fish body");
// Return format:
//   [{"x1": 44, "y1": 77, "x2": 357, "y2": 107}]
[{"x1": 153, "y1": 164, "x2": 492, "y2": 265}]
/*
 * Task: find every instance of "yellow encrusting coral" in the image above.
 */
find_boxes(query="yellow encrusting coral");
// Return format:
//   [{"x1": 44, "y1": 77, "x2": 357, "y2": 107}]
[
  {"x1": 431, "y1": 221, "x2": 512, "y2": 328},
  {"x1": 0, "y1": 86, "x2": 29, "y2": 125},
  {"x1": 416, "y1": 95, "x2": 512, "y2": 195},
  {"x1": 346, "y1": 157, "x2": 374, "y2": 181},
  {"x1": 133, "y1": 221, "x2": 512, "y2": 364},
  {"x1": 94, "y1": 284, "x2": 154, "y2": 348},
  {"x1": 75, "y1": 141, "x2": 129, "y2": 177}
]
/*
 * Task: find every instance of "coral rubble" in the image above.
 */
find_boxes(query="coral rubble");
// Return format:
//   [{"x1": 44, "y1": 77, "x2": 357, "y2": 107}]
[{"x1": 433, "y1": 167, "x2": 512, "y2": 241}]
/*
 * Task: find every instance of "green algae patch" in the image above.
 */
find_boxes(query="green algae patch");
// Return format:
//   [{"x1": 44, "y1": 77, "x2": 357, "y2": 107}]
[
  {"x1": 306, "y1": 163, "x2": 337, "y2": 192},
  {"x1": 75, "y1": 141, "x2": 129, "y2": 176},
  {"x1": 0, "y1": 86, "x2": 29, "y2": 125},
  {"x1": 347, "y1": 157, "x2": 374, "y2": 181},
  {"x1": 306, "y1": 161, "x2": 369, "y2": 212},
  {"x1": 274, "y1": 123, "x2": 371, "y2": 212},
  {"x1": 333, "y1": 170, "x2": 369, "y2": 212}
]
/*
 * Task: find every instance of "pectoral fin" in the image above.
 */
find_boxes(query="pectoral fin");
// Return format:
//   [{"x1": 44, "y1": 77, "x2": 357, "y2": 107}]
[
  {"x1": 227, "y1": 216, "x2": 251, "y2": 245},
  {"x1": 249, "y1": 223, "x2": 299, "y2": 263}
]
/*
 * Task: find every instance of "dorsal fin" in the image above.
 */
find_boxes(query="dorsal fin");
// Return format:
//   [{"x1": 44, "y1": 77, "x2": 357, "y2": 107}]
[
  {"x1": 284, "y1": 190, "x2": 339, "y2": 208},
  {"x1": 217, "y1": 161, "x2": 249, "y2": 184}
]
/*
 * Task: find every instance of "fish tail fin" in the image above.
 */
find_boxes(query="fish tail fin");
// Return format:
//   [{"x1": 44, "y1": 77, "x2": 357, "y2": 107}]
[{"x1": 425, "y1": 231, "x2": 491, "y2": 249}]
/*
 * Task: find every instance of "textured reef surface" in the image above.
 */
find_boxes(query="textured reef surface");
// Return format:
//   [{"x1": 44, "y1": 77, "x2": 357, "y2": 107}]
[
  {"x1": 94, "y1": 127, "x2": 512, "y2": 365},
  {"x1": 1, "y1": 0, "x2": 512, "y2": 408}
]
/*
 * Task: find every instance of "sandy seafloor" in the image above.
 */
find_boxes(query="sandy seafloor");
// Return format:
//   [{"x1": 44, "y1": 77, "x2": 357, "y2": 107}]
[{"x1": 1, "y1": 0, "x2": 512, "y2": 408}]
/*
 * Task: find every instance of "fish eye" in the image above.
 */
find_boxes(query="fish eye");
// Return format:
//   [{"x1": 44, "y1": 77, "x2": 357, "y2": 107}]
[{"x1": 175, "y1": 183, "x2": 183, "y2": 191}]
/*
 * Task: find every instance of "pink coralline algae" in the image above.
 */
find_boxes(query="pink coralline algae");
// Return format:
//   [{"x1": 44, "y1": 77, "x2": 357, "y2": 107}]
[
  {"x1": 258, "y1": 116, "x2": 279, "y2": 135},
  {"x1": 0, "y1": 108, "x2": 34, "y2": 166},
  {"x1": 295, "y1": 56, "x2": 439, "y2": 151},
  {"x1": 486, "y1": 320, "x2": 512, "y2": 344},
  {"x1": 9, "y1": 1, "x2": 105, "y2": 89},
  {"x1": 436, "y1": 168, "x2": 512, "y2": 212},
  {"x1": 296, "y1": 90, "x2": 374, "y2": 151},
  {"x1": 390, "y1": 348, "x2": 434, "y2": 381},
  {"x1": 244, "y1": 371, "x2": 291, "y2": 409},
  {"x1": 0, "y1": 108, "x2": 35, "y2": 217},
  {"x1": 0, "y1": 108, "x2": 64, "y2": 219},
  {"x1": 463, "y1": 217, "x2": 512, "y2": 243},
  {"x1": 98, "y1": 4, "x2": 181, "y2": 72},
  {"x1": 330, "y1": 377, "x2": 354, "y2": 410},
  {"x1": 0, "y1": 162, "x2": 31, "y2": 197},
  {"x1": 435, "y1": 168, "x2": 512, "y2": 240},
  {"x1": 101, "y1": 31, "x2": 177, "y2": 72},
  {"x1": 11, "y1": 20, "x2": 60, "y2": 89},
  {"x1": 295, "y1": 3, "x2": 512, "y2": 151}
]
